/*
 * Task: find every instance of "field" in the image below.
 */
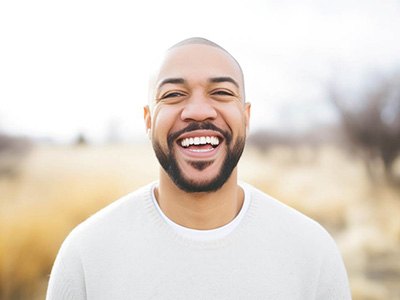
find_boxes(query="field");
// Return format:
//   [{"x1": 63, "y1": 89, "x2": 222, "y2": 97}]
[{"x1": 0, "y1": 143, "x2": 399, "y2": 299}]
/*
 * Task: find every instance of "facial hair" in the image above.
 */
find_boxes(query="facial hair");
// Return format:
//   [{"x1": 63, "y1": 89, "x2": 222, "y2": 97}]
[{"x1": 152, "y1": 122, "x2": 246, "y2": 193}]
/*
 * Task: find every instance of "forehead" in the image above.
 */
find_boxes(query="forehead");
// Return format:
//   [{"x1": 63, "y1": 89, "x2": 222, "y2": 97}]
[{"x1": 156, "y1": 44, "x2": 244, "y2": 88}]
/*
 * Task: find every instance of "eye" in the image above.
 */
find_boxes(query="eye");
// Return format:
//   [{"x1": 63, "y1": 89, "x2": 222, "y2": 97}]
[
  {"x1": 161, "y1": 91, "x2": 186, "y2": 99},
  {"x1": 211, "y1": 89, "x2": 235, "y2": 96}
]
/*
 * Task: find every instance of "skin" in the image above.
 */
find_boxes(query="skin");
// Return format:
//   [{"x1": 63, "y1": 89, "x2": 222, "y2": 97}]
[{"x1": 143, "y1": 43, "x2": 251, "y2": 230}]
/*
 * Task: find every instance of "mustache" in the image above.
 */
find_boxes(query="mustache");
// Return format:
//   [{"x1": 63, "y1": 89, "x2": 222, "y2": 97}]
[{"x1": 167, "y1": 122, "x2": 232, "y2": 146}]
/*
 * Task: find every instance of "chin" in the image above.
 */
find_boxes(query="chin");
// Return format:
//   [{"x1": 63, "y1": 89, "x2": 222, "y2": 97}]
[{"x1": 153, "y1": 134, "x2": 245, "y2": 194}]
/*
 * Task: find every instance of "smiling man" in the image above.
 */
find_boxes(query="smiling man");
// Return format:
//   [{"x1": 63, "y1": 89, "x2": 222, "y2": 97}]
[{"x1": 47, "y1": 38, "x2": 351, "y2": 300}]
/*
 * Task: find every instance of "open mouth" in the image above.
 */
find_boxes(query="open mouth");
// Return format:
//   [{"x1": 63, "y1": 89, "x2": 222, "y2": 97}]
[{"x1": 177, "y1": 134, "x2": 222, "y2": 153}]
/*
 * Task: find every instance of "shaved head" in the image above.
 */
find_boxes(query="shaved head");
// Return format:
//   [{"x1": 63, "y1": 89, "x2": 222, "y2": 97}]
[
  {"x1": 148, "y1": 37, "x2": 245, "y2": 106},
  {"x1": 169, "y1": 37, "x2": 229, "y2": 51},
  {"x1": 170, "y1": 37, "x2": 244, "y2": 89}
]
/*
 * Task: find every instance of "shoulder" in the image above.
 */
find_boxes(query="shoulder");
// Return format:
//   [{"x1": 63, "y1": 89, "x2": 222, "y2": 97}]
[
  {"x1": 241, "y1": 183, "x2": 351, "y2": 298},
  {"x1": 242, "y1": 182, "x2": 336, "y2": 247},
  {"x1": 62, "y1": 182, "x2": 156, "y2": 248}
]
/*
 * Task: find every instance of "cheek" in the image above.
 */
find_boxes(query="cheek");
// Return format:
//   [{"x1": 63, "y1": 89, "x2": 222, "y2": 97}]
[
  {"x1": 219, "y1": 105, "x2": 247, "y2": 133},
  {"x1": 152, "y1": 106, "x2": 180, "y2": 140}
]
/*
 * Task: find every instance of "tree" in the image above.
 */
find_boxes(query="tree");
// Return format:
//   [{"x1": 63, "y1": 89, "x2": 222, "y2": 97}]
[
  {"x1": 329, "y1": 73, "x2": 400, "y2": 184},
  {"x1": 0, "y1": 133, "x2": 32, "y2": 177}
]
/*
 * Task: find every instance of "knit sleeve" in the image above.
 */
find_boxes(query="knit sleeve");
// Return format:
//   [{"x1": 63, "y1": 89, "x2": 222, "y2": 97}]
[
  {"x1": 315, "y1": 233, "x2": 352, "y2": 300},
  {"x1": 46, "y1": 234, "x2": 87, "y2": 300}
]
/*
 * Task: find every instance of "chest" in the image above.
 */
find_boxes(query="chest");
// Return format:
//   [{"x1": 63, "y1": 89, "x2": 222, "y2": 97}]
[{"x1": 83, "y1": 237, "x2": 320, "y2": 300}]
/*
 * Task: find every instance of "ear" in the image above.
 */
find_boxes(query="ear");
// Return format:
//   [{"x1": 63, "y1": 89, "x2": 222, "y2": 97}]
[
  {"x1": 143, "y1": 105, "x2": 152, "y2": 137},
  {"x1": 244, "y1": 102, "x2": 251, "y2": 134}
]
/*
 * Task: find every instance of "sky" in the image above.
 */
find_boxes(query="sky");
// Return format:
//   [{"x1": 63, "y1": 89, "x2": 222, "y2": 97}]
[{"x1": 1, "y1": 0, "x2": 400, "y2": 143}]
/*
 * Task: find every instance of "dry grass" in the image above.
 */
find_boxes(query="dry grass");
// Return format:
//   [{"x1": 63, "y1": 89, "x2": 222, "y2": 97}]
[
  {"x1": 240, "y1": 146, "x2": 400, "y2": 300},
  {"x1": 0, "y1": 143, "x2": 399, "y2": 299}
]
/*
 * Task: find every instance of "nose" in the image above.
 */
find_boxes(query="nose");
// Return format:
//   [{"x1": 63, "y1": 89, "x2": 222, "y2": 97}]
[{"x1": 180, "y1": 92, "x2": 217, "y2": 122}]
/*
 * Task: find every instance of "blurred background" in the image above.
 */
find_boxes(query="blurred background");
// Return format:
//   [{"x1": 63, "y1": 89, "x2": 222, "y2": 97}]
[{"x1": 1, "y1": 0, "x2": 400, "y2": 299}]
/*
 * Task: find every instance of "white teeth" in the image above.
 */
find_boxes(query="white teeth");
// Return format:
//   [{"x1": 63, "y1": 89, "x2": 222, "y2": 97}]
[
  {"x1": 212, "y1": 137, "x2": 220, "y2": 145},
  {"x1": 190, "y1": 148, "x2": 213, "y2": 153},
  {"x1": 180, "y1": 136, "x2": 220, "y2": 148}
]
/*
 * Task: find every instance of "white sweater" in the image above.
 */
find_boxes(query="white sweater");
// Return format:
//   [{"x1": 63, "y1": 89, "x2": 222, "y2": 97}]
[{"x1": 46, "y1": 183, "x2": 351, "y2": 300}]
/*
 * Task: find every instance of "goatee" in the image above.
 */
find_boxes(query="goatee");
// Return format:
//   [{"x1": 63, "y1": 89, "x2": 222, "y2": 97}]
[{"x1": 152, "y1": 122, "x2": 245, "y2": 193}]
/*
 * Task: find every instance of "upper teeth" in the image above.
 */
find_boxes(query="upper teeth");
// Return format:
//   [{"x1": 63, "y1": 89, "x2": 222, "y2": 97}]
[{"x1": 180, "y1": 136, "x2": 220, "y2": 147}]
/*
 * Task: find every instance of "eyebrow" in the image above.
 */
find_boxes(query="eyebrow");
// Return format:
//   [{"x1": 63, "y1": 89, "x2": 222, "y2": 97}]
[
  {"x1": 157, "y1": 78, "x2": 186, "y2": 90},
  {"x1": 209, "y1": 76, "x2": 239, "y2": 88},
  {"x1": 157, "y1": 76, "x2": 239, "y2": 90}
]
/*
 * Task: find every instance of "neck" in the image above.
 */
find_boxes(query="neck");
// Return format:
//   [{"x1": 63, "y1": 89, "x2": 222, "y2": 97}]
[{"x1": 155, "y1": 169, "x2": 244, "y2": 230}]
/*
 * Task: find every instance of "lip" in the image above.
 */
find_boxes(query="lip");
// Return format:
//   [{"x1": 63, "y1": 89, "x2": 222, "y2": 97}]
[
  {"x1": 175, "y1": 130, "x2": 224, "y2": 159},
  {"x1": 177, "y1": 129, "x2": 224, "y2": 141}
]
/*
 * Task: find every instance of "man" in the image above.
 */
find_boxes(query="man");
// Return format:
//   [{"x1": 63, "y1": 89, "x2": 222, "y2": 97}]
[{"x1": 47, "y1": 37, "x2": 351, "y2": 299}]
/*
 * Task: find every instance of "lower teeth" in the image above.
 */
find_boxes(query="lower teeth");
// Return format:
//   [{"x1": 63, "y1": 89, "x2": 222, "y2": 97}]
[{"x1": 189, "y1": 148, "x2": 213, "y2": 152}]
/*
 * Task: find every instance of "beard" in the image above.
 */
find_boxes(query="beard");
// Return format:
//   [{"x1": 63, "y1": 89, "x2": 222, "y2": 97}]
[{"x1": 152, "y1": 122, "x2": 246, "y2": 193}]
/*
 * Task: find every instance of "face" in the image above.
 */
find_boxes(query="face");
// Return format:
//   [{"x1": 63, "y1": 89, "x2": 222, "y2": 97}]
[{"x1": 144, "y1": 44, "x2": 250, "y2": 193}]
